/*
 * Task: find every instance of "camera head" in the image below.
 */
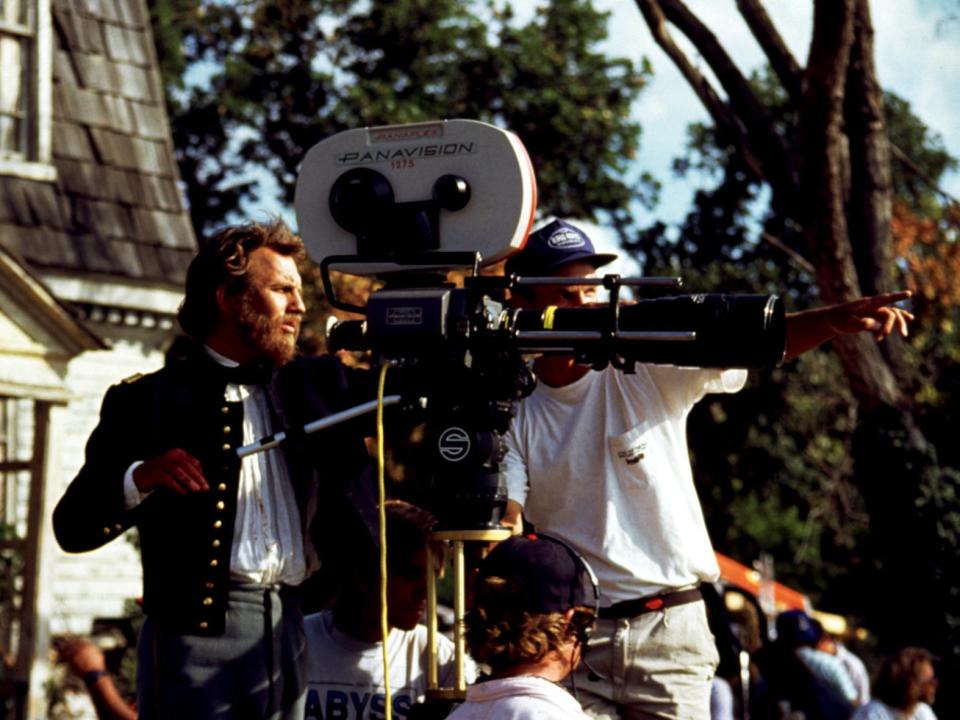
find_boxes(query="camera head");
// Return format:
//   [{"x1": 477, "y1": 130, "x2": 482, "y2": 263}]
[{"x1": 295, "y1": 119, "x2": 537, "y2": 278}]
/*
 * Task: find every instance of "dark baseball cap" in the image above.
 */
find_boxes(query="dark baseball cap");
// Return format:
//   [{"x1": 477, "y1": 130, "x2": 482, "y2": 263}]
[
  {"x1": 477, "y1": 534, "x2": 592, "y2": 614},
  {"x1": 505, "y1": 219, "x2": 617, "y2": 277},
  {"x1": 776, "y1": 610, "x2": 823, "y2": 647}
]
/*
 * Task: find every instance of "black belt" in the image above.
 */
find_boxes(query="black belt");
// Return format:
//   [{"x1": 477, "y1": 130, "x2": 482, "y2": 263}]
[{"x1": 598, "y1": 588, "x2": 703, "y2": 619}]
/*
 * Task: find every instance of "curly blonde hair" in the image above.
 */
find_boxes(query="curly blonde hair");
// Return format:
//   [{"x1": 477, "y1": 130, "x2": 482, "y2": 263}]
[{"x1": 466, "y1": 575, "x2": 585, "y2": 672}]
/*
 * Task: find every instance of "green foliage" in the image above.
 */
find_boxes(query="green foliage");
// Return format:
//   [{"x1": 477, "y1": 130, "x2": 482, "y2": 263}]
[
  {"x1": 151, "y1": 0, "x2": 650, "y2": 240},
  {"x1": 885, "y1": 92, "x2": 958, "y2": 213}
]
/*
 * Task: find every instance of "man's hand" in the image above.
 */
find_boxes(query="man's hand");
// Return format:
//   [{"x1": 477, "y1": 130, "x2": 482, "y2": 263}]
[
  {"x1": 818, "y1": 291, "x2": 914, "y2": 341},
  {"x1": 133, "y1": 448, "x2": 209, "y2": 494},
  {"x1": 785, "y1": 290, "x2": 914, "y2": 360}
]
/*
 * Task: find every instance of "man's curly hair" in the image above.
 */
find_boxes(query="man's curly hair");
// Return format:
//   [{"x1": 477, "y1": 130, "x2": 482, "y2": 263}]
[{"x1": 465, "y1": 575, "x2": 586, "y2": 672}]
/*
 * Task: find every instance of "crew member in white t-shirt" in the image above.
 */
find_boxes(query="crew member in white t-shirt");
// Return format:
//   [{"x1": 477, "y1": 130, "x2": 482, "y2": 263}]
[
  {"x1": 501, "y1": 219, "x2": 913, "y2": 720},
  {"x1": 303, "y1": 500, "x2": 476, "y2": 720},
  {"x1": 448, "y1": 533, "x2": 598, "y2": 720}
]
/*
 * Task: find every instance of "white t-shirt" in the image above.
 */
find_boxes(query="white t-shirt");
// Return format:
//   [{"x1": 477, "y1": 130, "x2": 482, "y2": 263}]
[
  {"x1": 503, "y1": 365, "x2": 747, "y2": 602},
  {"x1": 303, "y1": 610, "x2": 476, "y2": 719},
  {"x1": 447, "y1": 675, "x2": 591, "y2": 720},
  {"x1": 852, "y1": 700, "x2": 937, "y2": 720}
]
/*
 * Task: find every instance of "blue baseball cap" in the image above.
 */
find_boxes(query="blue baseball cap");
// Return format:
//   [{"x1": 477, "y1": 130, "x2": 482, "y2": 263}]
[
  {"x1": 477, "y1": 534, "x2": 592, "y2": 614},
  {"x1": 505, "y1": 219, "x2": 617, "y2": 277},
  {"x1": 776, "y1": 610, "x2": 824, "y2": 647}
]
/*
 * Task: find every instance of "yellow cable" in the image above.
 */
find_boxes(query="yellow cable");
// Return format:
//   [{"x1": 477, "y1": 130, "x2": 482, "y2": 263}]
[{"x1": 376, "y1": 362, "x2": 392, "y2": 720}]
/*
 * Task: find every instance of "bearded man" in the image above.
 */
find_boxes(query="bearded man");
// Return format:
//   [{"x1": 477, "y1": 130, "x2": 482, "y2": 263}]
[{"x1": 53, "y1": 219, "x2": 378, "y2": 720}]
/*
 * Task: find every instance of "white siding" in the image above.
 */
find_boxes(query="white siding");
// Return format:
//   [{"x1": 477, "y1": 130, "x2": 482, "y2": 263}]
[{"x1": 49, "y1": 323, "x2": 173, "y2": 635}]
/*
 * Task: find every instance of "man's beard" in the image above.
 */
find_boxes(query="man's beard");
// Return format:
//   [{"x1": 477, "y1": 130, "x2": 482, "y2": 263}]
[{"x1": 237, "y1": 295, "x2": 299, "y2": 367}]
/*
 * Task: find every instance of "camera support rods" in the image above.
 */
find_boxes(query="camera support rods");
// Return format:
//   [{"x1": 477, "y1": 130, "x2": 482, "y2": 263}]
[
  {"x1": 509, "y1": 275, "x2": 697, "y2": 355},
  {"x1": 236, "y1": 395, "x2": 403, "y2": 459}
]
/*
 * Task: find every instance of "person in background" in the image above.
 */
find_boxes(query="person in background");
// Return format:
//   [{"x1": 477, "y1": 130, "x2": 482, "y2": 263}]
[
  {"x1": 302, "y1": 500, "x2": 475, "y2": 720},
  {"x1": 852, "y1": 647, "x2": 939, "y2": 720},
  {"x1": 58, "y1": 637, "x2": 136, "y2": 720},
  {"x1": 831, "y1": 636, "x2": 871, "y2": 707}
]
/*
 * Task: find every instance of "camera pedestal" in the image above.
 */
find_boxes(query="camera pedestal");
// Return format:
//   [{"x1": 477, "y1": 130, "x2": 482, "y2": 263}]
[{"x1": 424, "y1": 528, "x2": 512, "y2": 702}]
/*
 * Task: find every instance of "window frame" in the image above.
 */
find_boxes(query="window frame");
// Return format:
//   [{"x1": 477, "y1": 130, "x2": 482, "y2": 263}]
[{"x1": 0, "y1": 0, "x2": 55, "y2": 182}]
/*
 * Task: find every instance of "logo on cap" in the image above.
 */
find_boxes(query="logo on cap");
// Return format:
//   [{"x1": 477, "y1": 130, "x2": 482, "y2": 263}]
[{"x1": 548, "y1": 228, "x2": 586, "y2": 249}]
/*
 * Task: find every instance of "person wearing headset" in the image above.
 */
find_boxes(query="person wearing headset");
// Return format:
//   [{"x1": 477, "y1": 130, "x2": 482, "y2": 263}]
[{"x1": 448, "y1": 533, "x2": 599, "y2": 720}]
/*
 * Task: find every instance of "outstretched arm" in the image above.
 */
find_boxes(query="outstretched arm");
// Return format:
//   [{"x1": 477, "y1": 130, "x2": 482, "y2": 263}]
[
  {"x1": 784, "y1": 291, "x2": 914, "y2": 361},
  {"x1": 59, "y1": 638, "x2": 137, "y2": 720}
]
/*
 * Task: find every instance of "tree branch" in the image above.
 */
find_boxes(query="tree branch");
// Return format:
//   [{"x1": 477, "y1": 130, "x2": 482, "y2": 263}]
[
  {"x1": 761, "y1": 232, "x2": 816, "y2": 275},
  {"x1": 633, "y1": 0, "x2": 765, "y2": 178},
  {"x1": 638, "y1": 0, "x2": 800, "y2": 204},
  {"x1": 891, "y1": 144, "x2": 960, "y2": 207},
  {"x1": 736, "y1": 0, "x2": 803, "y2": 103}
]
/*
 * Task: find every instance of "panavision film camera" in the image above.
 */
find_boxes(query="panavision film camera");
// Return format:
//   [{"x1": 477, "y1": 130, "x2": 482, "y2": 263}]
[
  {"x1": 290, "y1": 119, "x2": 786, "y2": 714},
  {"x1": 293, "y1": 118, "x2": 785, "y2": 531}
]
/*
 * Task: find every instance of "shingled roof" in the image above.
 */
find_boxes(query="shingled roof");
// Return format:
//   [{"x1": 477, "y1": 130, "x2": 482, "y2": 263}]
[{"x1": 0, "y1": 0, "x2": 196, "y2": 288}]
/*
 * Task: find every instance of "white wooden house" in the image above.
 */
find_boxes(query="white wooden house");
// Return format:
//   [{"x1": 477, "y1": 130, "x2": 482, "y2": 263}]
[{"x1": 0, "y1": 0, "x2": 196, "y2": 713}]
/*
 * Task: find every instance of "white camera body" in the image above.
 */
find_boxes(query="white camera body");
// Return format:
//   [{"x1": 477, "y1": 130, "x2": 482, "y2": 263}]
[{"x1": 295, "y1": 119, "x2": 537, "y2": 275}]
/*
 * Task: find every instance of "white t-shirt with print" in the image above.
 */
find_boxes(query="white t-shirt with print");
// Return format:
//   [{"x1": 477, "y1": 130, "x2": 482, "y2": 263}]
[
  {"x1": 503, "y1": 365, "x2": 747, "y2": 603},
  {"x1": 303, "y1": 610, "x2": 476, "y2": 720}
]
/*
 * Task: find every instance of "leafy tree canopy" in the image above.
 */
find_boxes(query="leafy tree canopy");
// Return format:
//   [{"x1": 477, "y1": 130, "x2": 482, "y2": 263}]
[{"x1": 150, "y1": 0, "x2": 653, "y2": 240}]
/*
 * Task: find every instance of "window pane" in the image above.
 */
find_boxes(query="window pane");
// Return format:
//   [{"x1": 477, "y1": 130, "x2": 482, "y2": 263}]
[
  {"x1": 0, "y1": 34, "x2": 25, "y2": 157},
  {"x1": 0, "y1": 0, "x2": 27, "y2": 27}
]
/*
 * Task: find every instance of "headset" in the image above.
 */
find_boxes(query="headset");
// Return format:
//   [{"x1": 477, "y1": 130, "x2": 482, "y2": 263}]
[{"x1": 529, "y1": 532, "x2": 601, "y2": 647}]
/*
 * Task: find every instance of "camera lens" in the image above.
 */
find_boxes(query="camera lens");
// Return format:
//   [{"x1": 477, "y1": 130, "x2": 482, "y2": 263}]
[{"x1": 329, "y1": 168, "x2": 395, "y2": 234}]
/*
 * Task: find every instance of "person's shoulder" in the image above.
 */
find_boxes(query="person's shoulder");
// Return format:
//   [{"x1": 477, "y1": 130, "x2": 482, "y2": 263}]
[
  {"x1": 915, "y1": 702, "x2": 938, "y2": 720},
  {"x1": 303, "y1": 610, "x2": 334, "y2": 639},
  {"x1": 851, "y1": 700, "x2": 892, "y2": 720},
  {"x1": 103, "y1": 363, "x2": 175, "y2": 400}
]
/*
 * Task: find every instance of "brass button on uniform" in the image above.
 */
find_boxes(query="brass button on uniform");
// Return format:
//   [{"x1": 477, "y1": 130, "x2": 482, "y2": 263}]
[
  {"x1": 199, "y1": 621, "x2": 209, "y2": 630},
  {"x1": 218, "y1": 483, "x2": 227, "y2": 492},
  {"x1": 216, "y1": 501, "x2": 225, "y2": 510},
  {"x1": 102, "y1": 527, "x2": 111, "y2": 536},
  {"x1": 202, "y1": 597, "x2": 213, "y2": 606},
  {"x1": 223, "y1": 426, "x2": 231, "y2": 434},
  {"x1": 210, "y1": 559, "x2": 218, "y2": 567},
  {"x1": 212, "y1": 539, "x2": 221, "y2": 548},
  {"x1": 205, "y1": 582, "x2": 215, "y2": 589},
  {"x1": 221, "y1": 406, "x2": 230, "y2": 414},
  {"x1": 221, "y1": 443, "x2": 231, "y2": 451},
  {"x1": 213, "y1": 520, "x2": 222, "y2": 529},
  {"x1": 114, "y1": 524, "x2": 123, "y2": 531}
]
